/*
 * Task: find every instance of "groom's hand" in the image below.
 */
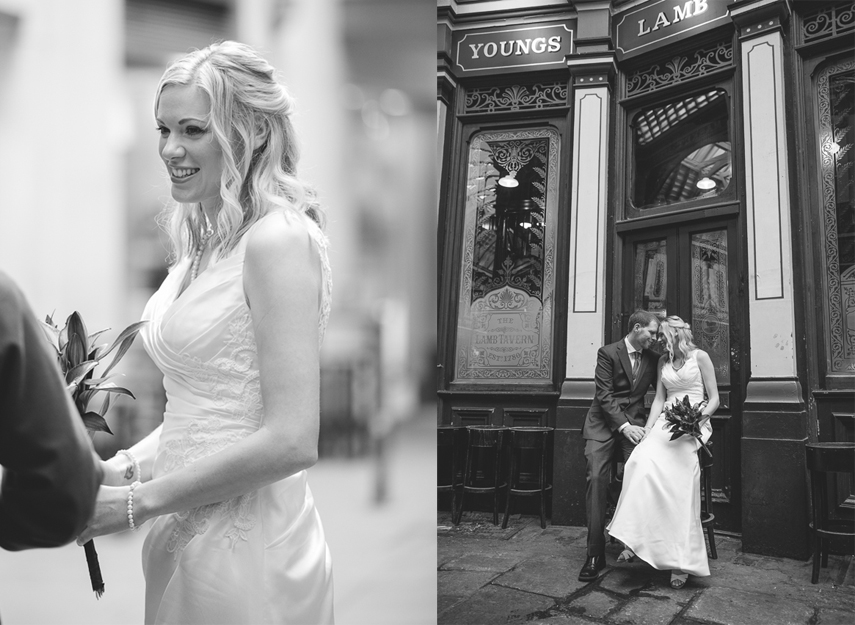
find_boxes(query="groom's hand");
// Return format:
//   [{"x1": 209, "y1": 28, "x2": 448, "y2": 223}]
[{"x1": 622, "y1": 425, "x2": 646, "y2": 445}]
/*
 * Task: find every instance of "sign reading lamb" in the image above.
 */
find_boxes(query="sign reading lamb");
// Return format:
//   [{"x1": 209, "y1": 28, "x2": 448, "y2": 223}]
[{"x1": 615, "y1": 0, "x2": 730, "y2": 60}]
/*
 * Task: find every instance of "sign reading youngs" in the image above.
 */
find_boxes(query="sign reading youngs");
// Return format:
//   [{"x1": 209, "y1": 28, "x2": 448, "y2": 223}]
[
  {"x1": 453, "y1": 23, "x2": 574, "y2": 74},
  {"x1": 615, "y1": 0, "x2": 730, "y2": 61}
]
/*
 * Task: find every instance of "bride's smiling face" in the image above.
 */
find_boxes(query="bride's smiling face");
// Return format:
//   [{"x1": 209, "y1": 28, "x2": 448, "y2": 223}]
[{"x1": 156, "y1": 84, "x2": 224, "y2": 211}]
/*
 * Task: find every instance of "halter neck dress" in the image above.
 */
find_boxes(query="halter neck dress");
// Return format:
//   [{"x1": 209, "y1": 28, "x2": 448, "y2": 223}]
[
  {"x1": 607, "y1": 350, "x2": 712, "y2": 577},
  {"x1": 139, "y1": 211, "x2": 334, "y2": 624}
]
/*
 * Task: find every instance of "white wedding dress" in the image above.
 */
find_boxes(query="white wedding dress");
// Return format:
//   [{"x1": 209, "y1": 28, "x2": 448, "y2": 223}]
[
  {"x1": 139, "y1": 212, "x2": 335, "y2": 624},
  {"x1": 606, "y1": 350, "x2": 712, "y2": 577}
]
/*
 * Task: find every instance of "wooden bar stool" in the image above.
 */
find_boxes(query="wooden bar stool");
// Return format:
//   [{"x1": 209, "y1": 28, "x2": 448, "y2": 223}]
[
  {"x1": 437, "y1": 425, "x2": 464, "y2": 524},
  {"x1": 698, "y1": 444, "x2": 717, "y2": 559},
  {"x1": 805, "y1": 442, "x2": 855, "y2": 583},
  {"x1": 502, "y1": 427, "x2": 553, "y2": 529},
  {"x1": 460, "y1": 426, "x2": 508, "y2": 525}
]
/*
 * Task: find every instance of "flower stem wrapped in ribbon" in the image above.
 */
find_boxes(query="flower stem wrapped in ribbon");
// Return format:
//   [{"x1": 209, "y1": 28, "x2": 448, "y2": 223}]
[
  {"x1": 662, "y1": 395, "x2": 712, "y2": 457},
  {"x1": 41, "y1": 312, "x2": 146, "y2": 599}
]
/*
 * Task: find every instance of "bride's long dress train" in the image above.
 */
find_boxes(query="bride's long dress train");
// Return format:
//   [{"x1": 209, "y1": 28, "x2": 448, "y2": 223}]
[
  {"x1": 139, "y1": 212, "x2": 335, "y2": 624},
  {"x1": 607, "y1": 351, "x2": 712, "y2": 577}
]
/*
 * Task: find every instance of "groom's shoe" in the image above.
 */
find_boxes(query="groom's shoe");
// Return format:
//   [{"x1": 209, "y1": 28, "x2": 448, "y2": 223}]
[{"x1": 578, "y1": 554, "x2": 606, "y2": 582}]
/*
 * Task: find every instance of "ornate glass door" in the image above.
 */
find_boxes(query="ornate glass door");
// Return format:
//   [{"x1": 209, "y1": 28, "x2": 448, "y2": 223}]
[
  {"x1": 624, "y1": 219, "x2": 742, "y2": 531},
  {"x1": 453, "y1": 127, "x2": 560, "y2": 384}
]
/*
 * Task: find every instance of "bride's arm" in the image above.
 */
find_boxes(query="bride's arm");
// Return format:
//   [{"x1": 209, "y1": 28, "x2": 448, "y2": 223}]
[
  {"x1": 100, "y1": 425, "x2": 162, "y2": 486},
  {"x1": 696, "y1": 350, "x2": 720, "y2": 419},
  {"x1": 77, "y1": 214, "x2": 322, "y2": 542},
  {"x1": 643, "y1": 373, "x2": 667, "y2": 434}
]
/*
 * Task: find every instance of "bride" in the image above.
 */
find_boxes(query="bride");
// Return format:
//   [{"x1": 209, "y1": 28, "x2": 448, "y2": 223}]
[
  {"x1": 77, "y1": 42, "x2": 334, "y2": 623},
  {"x1": 606, "y1": 316, "x2": 718, "y2": 589}
]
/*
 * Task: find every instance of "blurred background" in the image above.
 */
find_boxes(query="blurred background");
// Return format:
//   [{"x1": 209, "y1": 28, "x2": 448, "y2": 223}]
[{"x1": 0, "y1": 0, "x2": 436, "y2": 623}]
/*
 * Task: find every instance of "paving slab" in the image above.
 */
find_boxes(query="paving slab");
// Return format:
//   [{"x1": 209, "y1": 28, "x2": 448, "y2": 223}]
[
  {"x1": 564, "y1": 588, "x2": 622, "y2": 619},
  {"x1": 439, "y1": 584, "x2": 556, "y2": 625},
  {"x1": 530, "y1": 615, "x2": 599, "y2": 625},
  {"x1": 685, "y1": 586, "x2": 816, "y2": 625},
  {"x1": 438, "y1": 570, "x2": 499, "y2": 598},
  {"x1": 607, "y1": 595, "x2": 686, "y2": 625},
  {"x1": 494, "y1": 553, "x2": 589, "y2": 598},
  {"x1": 442, "y1": 552, "x2": 524, "y2": 573},
  {"x1": 816, "y1": 608, "x2": 855, "y2": 624}
]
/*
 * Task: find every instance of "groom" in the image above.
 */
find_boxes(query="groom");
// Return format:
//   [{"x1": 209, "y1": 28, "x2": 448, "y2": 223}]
[{"x1": 578, "y1": 309, "x2": 661, "y2": 582}]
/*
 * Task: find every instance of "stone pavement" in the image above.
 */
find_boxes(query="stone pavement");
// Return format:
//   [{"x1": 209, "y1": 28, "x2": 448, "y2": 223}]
[{"x1": 438, "y1": 511, "x2": 855, "y2": 625}]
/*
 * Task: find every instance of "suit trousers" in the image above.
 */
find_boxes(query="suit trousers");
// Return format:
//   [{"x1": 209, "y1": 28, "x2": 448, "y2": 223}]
[{"x1": 585, "y1": 434, "x2": 636, "y2": 556}]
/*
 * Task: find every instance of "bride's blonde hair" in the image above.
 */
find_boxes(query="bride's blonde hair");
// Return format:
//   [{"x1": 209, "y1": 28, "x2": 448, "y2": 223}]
[
  {"x1": 155, "y1": 41, "x2": 324, "y2": 264},
  {"x1": 660, "y1": 316, "x2": 697, "y2": 364}
]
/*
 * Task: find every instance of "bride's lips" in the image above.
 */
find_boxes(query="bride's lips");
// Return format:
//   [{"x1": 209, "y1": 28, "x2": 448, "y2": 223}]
[{"x1": 169, "y1": 166, "x2": 200, "y2": 184}]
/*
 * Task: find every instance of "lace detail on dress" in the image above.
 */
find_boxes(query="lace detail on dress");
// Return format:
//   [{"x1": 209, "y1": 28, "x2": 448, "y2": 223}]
[
  {"x1": 162, "y1": 311, "x2": 265, "y2": 557},
  {"x1": 309, "y1": 224, "x2": 333, "y2": 347},
  {"x1": 162, "y1": 417, "x2": 257, "y2": 558}
]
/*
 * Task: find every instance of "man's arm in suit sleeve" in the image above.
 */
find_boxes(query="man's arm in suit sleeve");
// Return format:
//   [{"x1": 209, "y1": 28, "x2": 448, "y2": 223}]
[
  {"x1": 0, "y1": 274, "x2": 102, "y2": 551},
  {"x1": 592, "y1": 346, "x2": 633, "y2": 434}
]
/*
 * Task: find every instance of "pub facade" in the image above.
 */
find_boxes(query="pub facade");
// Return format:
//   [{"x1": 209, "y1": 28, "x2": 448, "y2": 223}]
[{"x1": 437, "y1": 0, "x2": 854, "y2": 558}]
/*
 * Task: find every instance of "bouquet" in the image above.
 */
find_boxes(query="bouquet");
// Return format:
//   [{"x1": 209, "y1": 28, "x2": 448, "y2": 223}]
[
  {"x1": 41, "y1": 311, "x2": 146, "y2": 598},
  {"x1": 662, "y1": 395, "x2": 712, "y2": 457}
]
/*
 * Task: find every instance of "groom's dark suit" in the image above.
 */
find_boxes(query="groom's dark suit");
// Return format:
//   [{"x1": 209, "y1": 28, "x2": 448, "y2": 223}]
[{"x1": 583, "y1": 338, "x2": 659, "y2": 557}]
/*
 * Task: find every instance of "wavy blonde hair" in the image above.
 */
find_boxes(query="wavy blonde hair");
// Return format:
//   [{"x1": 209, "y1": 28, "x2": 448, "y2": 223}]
[
  {"x1": 660, "y1": 316, "x2": 697, "y2": 364},
  {"x1": 155, "y1": 41, "x2": 324, "y2": 263}
]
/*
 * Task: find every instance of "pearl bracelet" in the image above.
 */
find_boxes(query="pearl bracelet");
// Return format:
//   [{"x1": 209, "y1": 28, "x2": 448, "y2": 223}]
[
  {"x1": 127, "y1": 481, "x2": 142, "y2": 531},
  {"x1": 116, "y1": 449, "x2": 141, "y2": 485}
]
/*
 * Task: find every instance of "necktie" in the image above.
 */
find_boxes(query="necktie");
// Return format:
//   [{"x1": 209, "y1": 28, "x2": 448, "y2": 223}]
[{"x1": 631, "y1": 351, "x2": 640, "y2": 378}]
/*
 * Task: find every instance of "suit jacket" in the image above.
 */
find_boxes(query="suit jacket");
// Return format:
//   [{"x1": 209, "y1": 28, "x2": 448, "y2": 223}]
[
  {"x1": 0, "y1": 271, "x2": 101, "y2": 551},
  {"x1": 582, "y1": 338, "x2": 660, "y2": 442}
]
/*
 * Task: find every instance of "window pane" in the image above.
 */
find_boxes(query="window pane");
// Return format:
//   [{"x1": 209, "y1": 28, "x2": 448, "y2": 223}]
[
  {"x1": 454, "y1": 128, "x2": 559, "y2": 383},
  {"x1": 633, "y1": 89, "x2": 732, "y2": 209},
  {"x1": 818, "y1": 64, "x2": 855, "y2": 373},
  {"x1": 633, "y1": 239, "x2": 667, "y2": 317},
  {"x1": 691, "y1": 230, "x2": 730, "y2": 384}
]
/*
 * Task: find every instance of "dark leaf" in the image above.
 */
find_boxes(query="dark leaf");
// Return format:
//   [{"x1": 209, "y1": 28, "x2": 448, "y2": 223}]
[
  {"x1": 66, "y1": 312, "x2": 89, "y2": 364},
  {"x1": 66, "y1": 360, "x2": 99, "y2": 388},
  {"x1": 81, "y1": 412, "x2": 113, "y2": 435},
  {"x1": 99, "y1": 393, "x2": 111, "y2": 417},
  {"x1": 98, "y1": 321, "x2": 147, "y2": 364},
  {"x1": 102, "y1": 322, "x2": 147, "y2": 377},
  {"x1": 91, "y1": 383, "x2": 136, "y2": 400}
]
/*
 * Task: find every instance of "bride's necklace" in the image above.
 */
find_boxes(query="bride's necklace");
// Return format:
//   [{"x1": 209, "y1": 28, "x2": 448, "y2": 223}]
[
  {"x1": 670, "y1": 358, "x2": 685, "y2": 371},
  {"x1": 190, "y1": 219, "x2": 214, "y2": 281}
]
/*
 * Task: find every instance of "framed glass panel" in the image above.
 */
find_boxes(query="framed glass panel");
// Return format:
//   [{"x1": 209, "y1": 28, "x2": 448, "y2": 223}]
[
  {"x1": 631, "y1": 88, "x2": 732, "y2": 210},
  {"x1": 454, "y1": 127, "x2": 560, "y2": 383},
  {"x1": 691, "y1": 230, "x2": 730, "y2": 384},
  {"x1": 632, "y1": 239, "x2": 668, "y2": 317},
  {"x1": 817, "y1": 60, "x2": 855, "y2": 374}
]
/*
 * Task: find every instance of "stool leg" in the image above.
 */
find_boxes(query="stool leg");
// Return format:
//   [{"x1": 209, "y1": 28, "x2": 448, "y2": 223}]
[
  {"x1": 492, "y1": 445, "x2": 500, "y2": 526},
  {"x1": 706, "y1": 524, "x2": 717, "y2": 559},
  {"x1": 459, "y1": 441, "x2": 474, "y2": 525},
  {"x1": 810, "y1": 471, "x2": 823, "y2": 584},
  {"x1": 502, "y1": 447, "x2": 516, "y2": 529},
  {"x1": 539, "y1": 438, "x2": 547, "y2": 529}
]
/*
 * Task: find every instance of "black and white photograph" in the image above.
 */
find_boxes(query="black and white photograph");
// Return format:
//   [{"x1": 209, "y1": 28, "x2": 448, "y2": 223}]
[
  {"x1": 0, "y1": 0, "x2": 435, "y2": 623},
  {"x1": 437, "y1": 1, "x2": 855, "y2": 624}
]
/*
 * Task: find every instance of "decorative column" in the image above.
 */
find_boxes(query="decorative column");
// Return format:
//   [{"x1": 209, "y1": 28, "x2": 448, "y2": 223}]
[
  {"x1": 554, "y1": 54, "x2": 613, "y2": 526},
  {"x1": 730, "y1": 0, "x2": 809, "y2": 559}
]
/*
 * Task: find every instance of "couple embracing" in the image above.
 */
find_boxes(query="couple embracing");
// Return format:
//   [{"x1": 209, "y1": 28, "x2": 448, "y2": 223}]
[{"x1": 579, "y1": 310, "x2": 718, "y2": 589}]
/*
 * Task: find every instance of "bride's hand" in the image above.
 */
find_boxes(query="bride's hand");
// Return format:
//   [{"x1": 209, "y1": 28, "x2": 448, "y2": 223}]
[{"x1": 76, "y1": 485, "x2": 131, "y2": 544}]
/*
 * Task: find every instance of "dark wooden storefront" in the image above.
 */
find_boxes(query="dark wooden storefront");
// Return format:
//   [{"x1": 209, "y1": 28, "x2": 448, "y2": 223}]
[{"x1": 437, "y1": 0, "x2": 854, "y2": 559}]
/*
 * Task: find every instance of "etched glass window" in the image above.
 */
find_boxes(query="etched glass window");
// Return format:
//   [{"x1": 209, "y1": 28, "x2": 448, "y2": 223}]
[
  {"x1": 632, "y1": 89, "x2": 732, "y2": 209},
  {"x1": 817, "y1": 62, "x2": 855, "y2": 375},
  {"x1": 454, "y1": 128, "x2": 559, "y2": 383},
  {"x1": 691, "y1": 230, "x2": 730, "y2": 383},
  {"x1": 632, "y1": 239, "x2": 667, "y2": 317}
]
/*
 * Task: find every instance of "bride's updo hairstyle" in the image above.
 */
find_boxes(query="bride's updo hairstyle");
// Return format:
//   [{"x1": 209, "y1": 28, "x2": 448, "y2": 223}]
[
  {"x1": 660, "y1": 316, "x2": 697, "y2": 364},
  {"x1": 155, "y1": 40, "x2": 324, "y2": 262}
]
